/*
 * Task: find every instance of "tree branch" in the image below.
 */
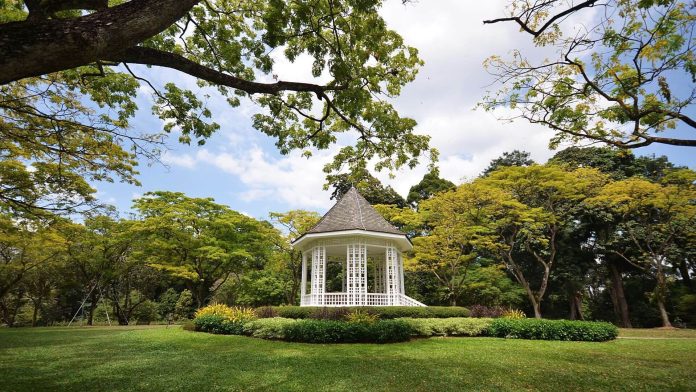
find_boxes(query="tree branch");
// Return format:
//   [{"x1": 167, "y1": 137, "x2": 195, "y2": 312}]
[
  {"x1": 483, "y1": 0, "x2": 599, "y2": 37},
  {"x1": 104, "y1": 47, "x2": 343, "y2": 96},
  {"x1": 0, "y1": 0, "x2": 200, "y2": 85}
]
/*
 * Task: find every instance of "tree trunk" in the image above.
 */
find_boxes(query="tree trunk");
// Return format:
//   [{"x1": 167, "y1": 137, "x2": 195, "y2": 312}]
[
  {"x1": 609, "y1": 261, "x2": 632, "y2": 328},
  {"x1": 568, "y1": 291, "x2": 584, "y2": 320},
  {"x1": 87, "y1": 290, "x2": 98, "y2": 326},
  {"x1": 657, "y1": 298, "x2": 672, "y2": 328},
  {"x1": 31, "y1": 297, "x2": 42, "y2": 327},
  {"x1": 0, "y1": 0, "x2": 200, "y2": 84}
]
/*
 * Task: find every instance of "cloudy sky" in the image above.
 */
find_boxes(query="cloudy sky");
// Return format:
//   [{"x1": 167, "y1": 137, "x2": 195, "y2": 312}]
[{"x1": 96, "y1": 0, "x2": 695, "y2": 220}]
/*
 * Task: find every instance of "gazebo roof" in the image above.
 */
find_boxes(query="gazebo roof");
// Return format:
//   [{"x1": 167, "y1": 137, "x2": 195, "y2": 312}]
[{"x1": 301, "y1": 187, "x2": 405, "y2": 237}]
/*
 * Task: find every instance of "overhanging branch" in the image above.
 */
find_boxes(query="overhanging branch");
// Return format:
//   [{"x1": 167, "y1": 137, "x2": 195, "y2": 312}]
[{"x1": 0, "y1": 0, "x2": 200, "y2": 85}]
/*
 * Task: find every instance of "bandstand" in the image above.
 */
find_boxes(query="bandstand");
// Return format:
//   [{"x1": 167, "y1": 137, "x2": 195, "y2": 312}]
[{"x1": 293, "y1": 187, "x2": 425, "y2": 307}]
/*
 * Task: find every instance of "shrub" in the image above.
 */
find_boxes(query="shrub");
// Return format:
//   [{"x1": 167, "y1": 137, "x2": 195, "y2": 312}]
[
  {"x1": 469, "y1": 305, "x2": 506, "y2": 318},
  {"x1": 181, "y1": 320, "x2": 196, "y2": 331},
  {"x1": 193, "y1": 314, "x2": 245, "y2": 335},
  {"x1": 487, "y1": 319, "x2": 618, "y2": 342},
  {"x1": 174, "y1": 290, "x2": 195, "y2": 320},
  {"x1": 255, "y1": 306, "x2": 278, "y2": 318},
  {"x1": 257, "y1": 306, "x2": 470, "y2": 320},
  {"x1": 243, "y1": 317, "x2": 299, "y2": 339},
  {"x1": 400, "y1": 317, "x2": 493, "y2": 337},
  {"x1": 502, "y1": 309, "x2": 526, "y2": 320},
  {"x1": 311, "y1": 307, "x2": 350, "y2": 320},
  {"x1": 282, "y1": 319, "x2": 412, "y2": 343},
  {"x1": 274, "y1": 306, "x2": 314, "y2": 319},
  {"x1": 346, "y1": 309, "x2": 379, "y2": 324},
  {"x1": 195, "y1": 304, "x2": 256, "y2": 323},
  {"x1": 133, "y1": 300, "x2": 160, "y2": 325}
]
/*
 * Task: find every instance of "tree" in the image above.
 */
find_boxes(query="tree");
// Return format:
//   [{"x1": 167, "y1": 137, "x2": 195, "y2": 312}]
[
  {"x1": 585, "y1": 178, "x2": 696, "y2": 327},
  {"x1": 481, "y1": 150, "x2": 534, "y2": 176},
  {"x1": 132, "y1": 191, "x2": 275, "y2": 307},
  {"x1": 1, "y1": 0, "x2": 431, "y2": 200},
  {"x1": 0, "y1": 214, "x2": 66, "y2": 304},
  {"x1": 480, "y1": 165, "x2": 608, "y2": 318},
  {"x1": 411, "y1": 183, "x2": 504, "y2": 306},
  {"x1": 483, "y1": 0, "x2": 696, "y2": 148},
  {"x1": 269, "y1": 210, "x2": 321, "y2": 305},
  {"x1": 406, "y1": 167, "x2": 456, "y2": 207},
  {"x1": 327, "y1": 168, "x2": 408, "y2": 207},
  {"x1": 550, "y1": 147, "x2": 681, "y2": 181}
]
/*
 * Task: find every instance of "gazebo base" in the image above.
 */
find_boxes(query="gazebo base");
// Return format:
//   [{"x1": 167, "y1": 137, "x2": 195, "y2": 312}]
[{"x1": 301, "y1": 292, "x2": 426, "y2": 307}]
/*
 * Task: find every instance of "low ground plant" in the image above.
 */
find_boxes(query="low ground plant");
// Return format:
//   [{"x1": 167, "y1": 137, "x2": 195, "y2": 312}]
[
  {"x1": 243, "y1": 318, "x2": 298, "y2": 339},
  {"x1": 488, "y1": 318, "x2": 618, "y2": 342},
  {"x1": 282, "y1": 319, "x2": 412, "y2": 343},
  {"x1": 400, "y1": 317, "x2": 493, "y2": 337}
]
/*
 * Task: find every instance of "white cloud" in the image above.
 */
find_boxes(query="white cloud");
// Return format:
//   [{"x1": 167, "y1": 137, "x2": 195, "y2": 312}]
[
  {"x1": 190, "y1": 147, "x2": 337, "y2": 210},
  {"x1": 161, "y1": 151, "x2": 198, "y2": 169}
]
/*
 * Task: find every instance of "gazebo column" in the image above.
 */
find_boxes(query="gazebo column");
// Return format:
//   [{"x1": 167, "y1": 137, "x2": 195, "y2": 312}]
[
  {"x1": 346, "y1": 242, "x2": 367, "y2": 306},
  {"x1": 300, "y1": 251, "x2": 308, "y2": 305},
  {"x1": 310, "y1": 244, "x2": 326, "y2": 306},
  {"x1": 385, "y1": 243, "x2": 401, "y2": 305}
]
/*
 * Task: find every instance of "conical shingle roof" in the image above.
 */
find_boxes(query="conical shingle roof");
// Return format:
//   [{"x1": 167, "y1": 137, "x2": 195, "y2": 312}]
[{"x1": 306, "y1": 187, "x2": 404, "y2": 235}]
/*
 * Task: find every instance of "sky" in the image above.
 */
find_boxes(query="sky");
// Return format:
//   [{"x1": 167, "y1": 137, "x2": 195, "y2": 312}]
[{"x1": 95, "y1": 0, "x2": 696, "y2": 221}]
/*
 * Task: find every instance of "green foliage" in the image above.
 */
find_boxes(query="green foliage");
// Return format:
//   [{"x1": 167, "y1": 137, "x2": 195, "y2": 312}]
[
  {"x1": 502, "y1": 309, "x2": 526, "y2": 320},
  {"x1": 483, "y1": 1, "x2": 696, "y2": 147},
  {"x1": 259, "y1": 306, "x2": 470, "y2": 320},
  {"x1": 282, "y1": 319, "x2": 412, "y2": 343},
  {"x1": 174, "y1": 290, "x2": 194, "y2": 320},
  {"x1": 195, "y1": 304, "x2": 256, "y2": 323},
  {"x1": 157, "y1": 288, "x2": 180, "y2": 319},
  {"x1": 400, "y1": 317, "x2": 493, "y2": 337},
  {"x1": 131, "y1": 300, "x2": 159, "y2": 325},
  {"x1": 487, "y1": 319, "x2": 619, "y2": 342},
  {"x1": 481, "y1": 150, "x2": 534, "y2": 176},
  {"x1": 132, "y1": 191, "x2": 277, "y2": 307},
  {"x1": 346, "y1": 309, "x2": 379, "y2": 324},
  {"x1": 406, "y1": 167, "x2": 456, "y2": 206},
  {"x1": 242, "y1": 317, "x2": 299, "y2": 340},
  {"x1": 326, "y1": 168, "x2": 408, "y2": 207},
  {"x1": 193, "y1": 314, "x2": 245, "y2": 335}
]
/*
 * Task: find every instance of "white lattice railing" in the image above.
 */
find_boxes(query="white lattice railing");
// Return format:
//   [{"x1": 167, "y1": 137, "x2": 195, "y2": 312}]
[{"x1": 301, "y1": 293, "x2": 426, "y2": 307}]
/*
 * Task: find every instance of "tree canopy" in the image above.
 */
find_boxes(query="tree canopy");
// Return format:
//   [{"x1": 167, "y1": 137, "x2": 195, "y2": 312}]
[
  {"x1": 0, "y1": 0, "x2": 432, "y2": 217},
  {"x1": 482, "y1": 0, "x2": 696, "y2": 148}
]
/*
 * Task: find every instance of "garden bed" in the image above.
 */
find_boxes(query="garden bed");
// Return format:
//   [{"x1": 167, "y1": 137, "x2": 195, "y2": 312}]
[{"x1": 191, "y1": 305, "x2": 618, "y2": 343}]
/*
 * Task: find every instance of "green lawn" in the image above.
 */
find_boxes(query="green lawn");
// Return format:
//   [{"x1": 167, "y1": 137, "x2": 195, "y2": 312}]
[{"x1": 1, "y1": 326, "x2": 694, "y2": 391}]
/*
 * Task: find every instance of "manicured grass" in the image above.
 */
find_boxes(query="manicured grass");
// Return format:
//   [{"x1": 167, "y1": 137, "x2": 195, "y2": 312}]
[
  {"x1": 619, "y1": 328, "x2": 696, "y2": 339},
  {"x1": 1, "y1": 326, "x2": 694, "y2": 391}
]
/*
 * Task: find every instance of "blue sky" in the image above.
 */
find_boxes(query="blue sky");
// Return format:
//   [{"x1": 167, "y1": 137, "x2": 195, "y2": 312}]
[{"x1": 94, "y1": 0, "x2": 695, "y2": 222}]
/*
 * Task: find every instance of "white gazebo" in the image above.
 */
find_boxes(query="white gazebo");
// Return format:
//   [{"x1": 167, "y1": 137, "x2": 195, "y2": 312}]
[{"x1": 293, "y1": 187, "x2": 425, "y2": 307}]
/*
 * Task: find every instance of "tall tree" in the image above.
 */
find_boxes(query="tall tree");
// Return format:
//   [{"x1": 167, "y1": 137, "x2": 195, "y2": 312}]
[
  {"x1": 586, "y1": 178, "x2": 696, "y2": 327},
  {"x1": 483, "y1": 0, "x2": 696, "y2": 148},
  {"x1": 481, "y1": 165, "x2": 608, "y2": 318},
  {"x1": 327, "y1": 168, "x2": 408, "y2": 207},
  {"x1": 132, "y1": 191, "x2": 275, "y2": 307},
  {"x1": 412, "y1": 183, "x2": 501, "y2": 305},
  {"x1": 481, "y1": 150, "x2": 534, "y2": 176},
  {"x1": 406, "y1": 167, "x2": 456, "y2": 207}
]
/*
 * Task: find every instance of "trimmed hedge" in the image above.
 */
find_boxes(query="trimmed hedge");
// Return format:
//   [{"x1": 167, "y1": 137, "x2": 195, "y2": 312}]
[
  {"x1": 400, "y1": 317, "x2": 493, "y2": 337},
  {"x1": 243, "y1": 318, "x2": 298, "y2": 340},
  {"x1": 487, "y1": 318, "x2": 618, "y2": 342},
  {"x1": 282, "y1": 319, "x2": 412, "y2": 343},
  {"x1": 258, "y1": 306, "x2": 470, "y2": 320},
  {"x1": 193, "y1": 314, "x2": 245, "y2": 335}
]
